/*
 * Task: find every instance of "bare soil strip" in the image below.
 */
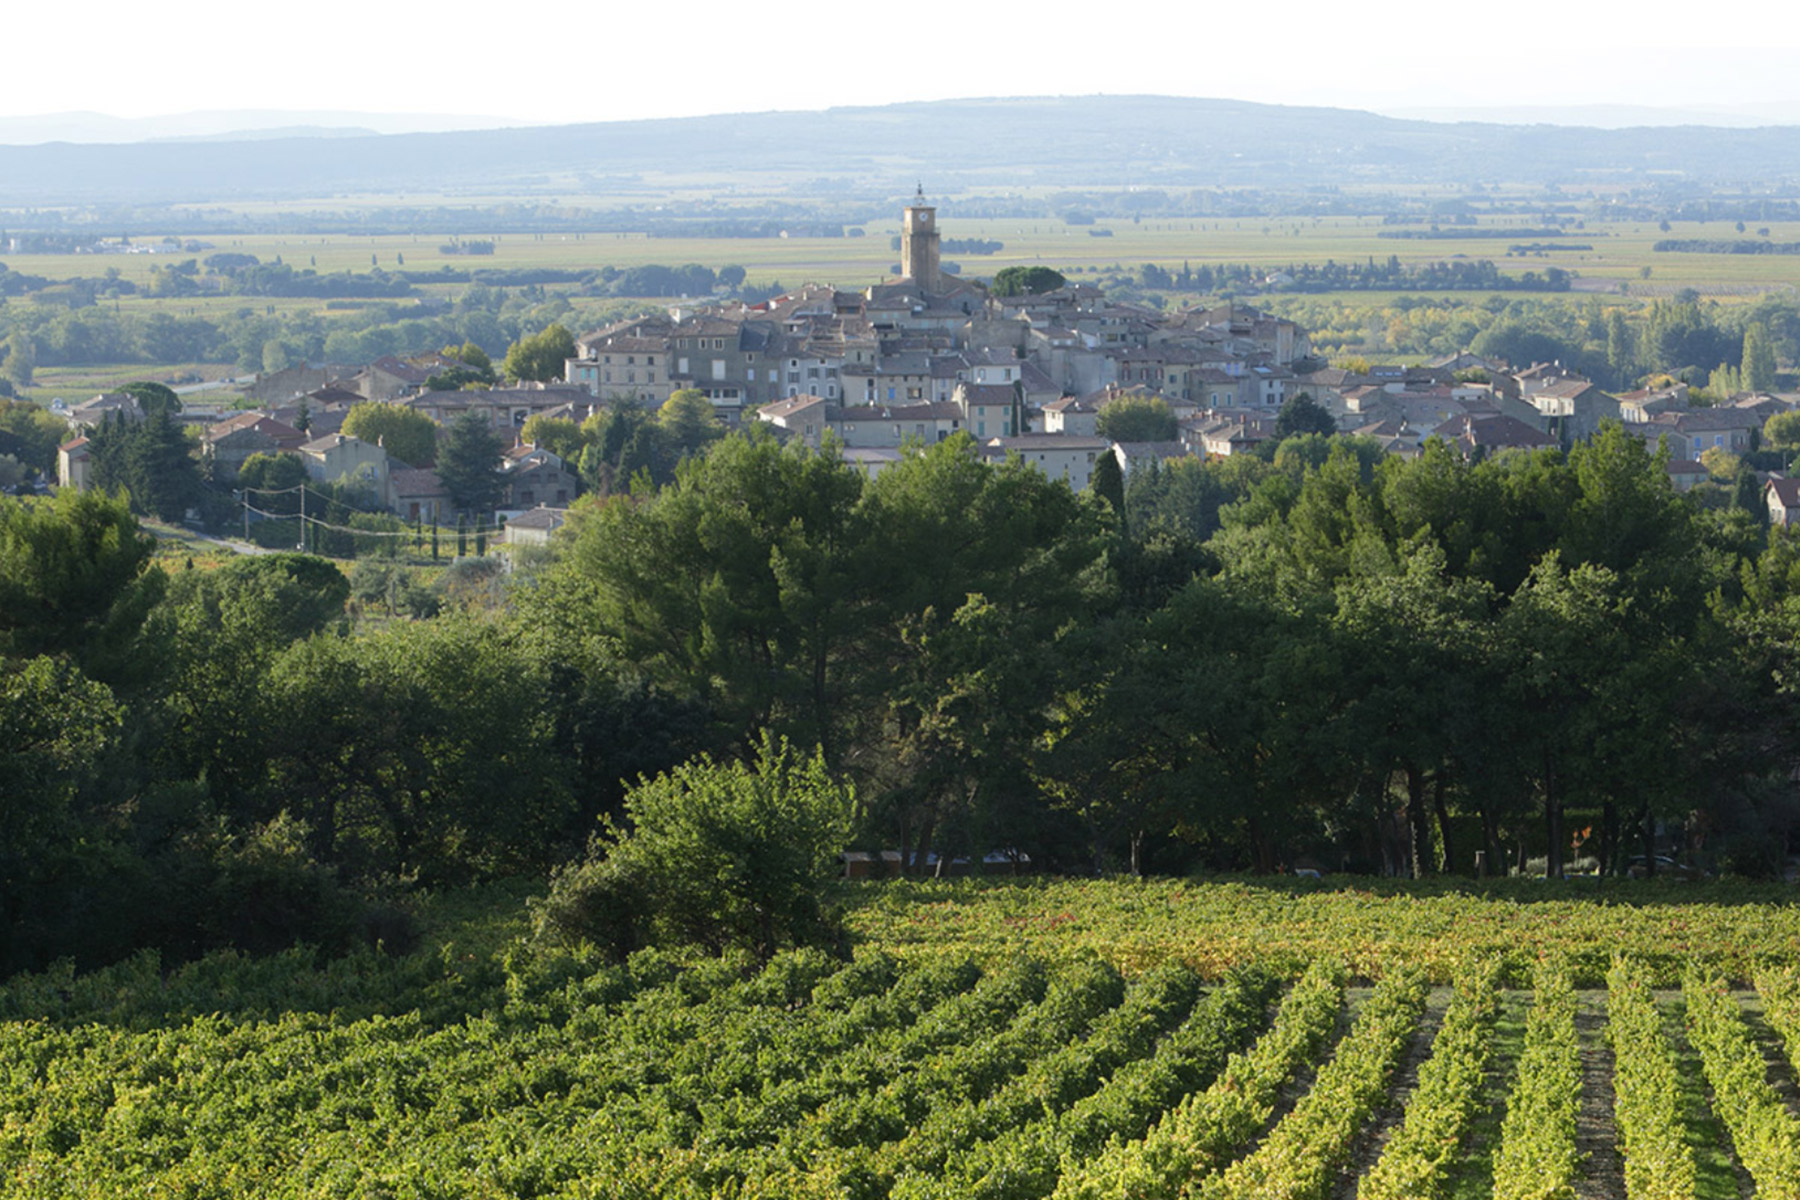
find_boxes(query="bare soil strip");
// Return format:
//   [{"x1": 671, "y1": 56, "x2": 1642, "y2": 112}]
[
  {"x1": 1738, "y1": 989, "x2": 1800, "y2": 1119},
  {"x1": 1329, "y1": 985, "x2": 1450, "y2": 1200},
  {"x1": 1573, "y1": 993, "x2": 1626, "y2": 1200}
]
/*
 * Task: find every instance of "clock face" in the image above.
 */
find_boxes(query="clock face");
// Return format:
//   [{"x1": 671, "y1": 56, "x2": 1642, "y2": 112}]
[{"x1": 917, "y1": 212, "x2": 930, "y2": 225}]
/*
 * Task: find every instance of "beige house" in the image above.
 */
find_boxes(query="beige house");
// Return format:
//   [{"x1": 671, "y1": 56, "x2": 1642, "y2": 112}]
[
  {"x1": 979, "y1": 435, "x2": 1111, "y2": 491},
  {"x1": 299, "y1": 433, "x2": 389, "y2": 501},
  {"x1": 57, "y1": 437, "x2": 92, "y2": 490},
  {"x1": 565, "y1": 334, "x2": 675, "y2": 405},
  {"x1": 1768, "y1": 477, "x2": 1800, "y2": 526},
  {"x1": 505, "y1": 506, "x2": 569, "y2": 546},
  {"x1": 203, "y1": 413, "x2": 308, "y2": 477},
  {"x1": 390, "y1": 467, "x2": 450, "y2": 523},
  {"x1": 1041, "y1": 395, "x2": 1101, "y2": 436},
  {"x1": 954, "y1": 382, "x2": 1019, "y2": 440}
]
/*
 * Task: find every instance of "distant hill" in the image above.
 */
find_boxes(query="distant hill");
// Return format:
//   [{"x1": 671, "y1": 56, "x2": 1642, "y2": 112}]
[
  {"x1": 1, "y1": 95, "x2": 1798, "y2": 207},
  {"x1": 0, "y1": 109, "x2": 529, "y2": 146}
]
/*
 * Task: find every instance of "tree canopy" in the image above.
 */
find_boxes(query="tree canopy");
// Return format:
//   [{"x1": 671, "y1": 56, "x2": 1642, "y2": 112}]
[
  {"x1": 1276, "y1": 392, "x2": 1338, "y2": 440},
  {"x1": 503, "y1": 323, "x2": 577, "y2": 384},
  {"x1": 340, "y1": 401, "x2": 439, "y2": 467},
  {"x1": 435, "y1": 412, "x2": 505, "y2": 515},
  {"x1": 1096, "y1": 395, "x2": 1177, "y2": 443},
  {"x1": 539, "y1": 734, "x2": 853, "y2": 960},
  {"x1": 991, "y1": 266, "x2": 1068, "y2": 297}
]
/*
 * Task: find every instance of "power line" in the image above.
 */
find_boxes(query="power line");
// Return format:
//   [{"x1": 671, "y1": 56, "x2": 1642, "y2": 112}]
[{"x1": 240, "y1": 502, "x2": 506, "y2": 539}]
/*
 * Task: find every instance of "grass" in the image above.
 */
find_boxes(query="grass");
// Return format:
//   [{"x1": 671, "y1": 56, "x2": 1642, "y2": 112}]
[
  {"x1": 1665, "y1": 990, "x2": 1750, "y2": 1200},
  {"x1": 1443, "y1": 989, "x2": 1529, "y2": 1200}
]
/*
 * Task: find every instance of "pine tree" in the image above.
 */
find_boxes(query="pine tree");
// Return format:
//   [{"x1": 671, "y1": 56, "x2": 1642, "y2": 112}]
[{"x1": 436, "y1": 412, "x2": 505, "y2": 516}]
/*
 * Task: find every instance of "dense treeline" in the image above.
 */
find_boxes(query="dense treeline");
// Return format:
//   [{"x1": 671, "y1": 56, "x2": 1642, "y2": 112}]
[
  {"x1": 539, "y1": 424, "x2": 1800, "y2": 888},
  {"x1": 1133, "y1": 257, "x2": 1571, "y2": 294},
  {"x1": 0, "y1": 263, "x2": 754, "y2": 381},
  {"x1": 8, "y1": 415, "x2": 1800, "y2": 973},
  {"x1": 0, "y1": 282, "x2": 643, "y2": 378},
  {"x1": 1265, "y1": 292, "x2": 1799, "y2": 390},
  {"x1": 1654, "y1": 239, "x2": 1800, "y2": 255}
]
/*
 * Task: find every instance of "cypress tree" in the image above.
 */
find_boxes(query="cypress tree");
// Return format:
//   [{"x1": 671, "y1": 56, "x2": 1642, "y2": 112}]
[{"x1": 1089, "y1": 447, "x2": 1126, "y2": 518}]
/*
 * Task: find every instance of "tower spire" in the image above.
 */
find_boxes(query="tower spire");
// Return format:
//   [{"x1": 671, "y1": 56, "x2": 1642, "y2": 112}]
[{"x1": 901, "y1": 187, "x2": 940, "y2": 292}]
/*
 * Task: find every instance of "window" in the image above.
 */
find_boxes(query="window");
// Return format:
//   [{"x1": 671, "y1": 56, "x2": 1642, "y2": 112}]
[{"x1": 714, "y1": 339, "x2": 725, "y2": 350}]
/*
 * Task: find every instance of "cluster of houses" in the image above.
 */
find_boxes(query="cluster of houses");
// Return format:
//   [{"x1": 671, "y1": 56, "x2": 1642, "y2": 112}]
[
  {"x1": 564, "y1": 194, "x2": 1800, "y2": 498},
  {"x1": 51, "y1": 192, "x2": 1800, "y2": 535},
  {"x1": 55, "y1": 352, "x2": 590, "y2": 541}
]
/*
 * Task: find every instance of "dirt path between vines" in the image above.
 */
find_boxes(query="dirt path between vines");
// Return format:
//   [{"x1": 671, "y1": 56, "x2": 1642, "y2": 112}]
[
  {"x1": 1573, "y1": 992, "x2": 1625, "y2": 1200},
  {"x1": 1328, "y1": 986, "x2": 1449, "y2": 1200}
]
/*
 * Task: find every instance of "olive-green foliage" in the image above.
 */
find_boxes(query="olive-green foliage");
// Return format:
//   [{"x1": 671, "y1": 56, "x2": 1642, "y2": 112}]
[
  {"x1": 658, "y1": 386, "x2": 724, "y2": 454},
  {"x1": 257, "y1": 616, "x2": 578, "y2": 883},
  {"x1": 502, "y1": 321, "x2": 576, "y2": 383},
  {"x1": 0, "y1": 396, "x2": 71, "y2": 475},
  {"x1": 518, "y1": 413, "x2": 585, "y2": 463},
  {"x1": 1274, "y1": 391, "x2": 1337, "y2": 440},
  {"x1": 1095, "y1": 395, "x2": 1177, "y2": 442},
  {"x1": 0, "y1": 489, "x2": 162, "y2": 679},
  {"x1": 540, "y1": 733, "x2": 854, "y2": 960},
  {"x1": 117, "y1": 380, "x2": 180, "y2": 418},
  {"x1": 85, "y1": 407, "x2": 205, "y2": 522},
  {"x1": 340, "y1": 400, "x2": 439, "y2": 467},
  {"x1": 992, "y1": 266, "x2": 1068, "y2": 297}
]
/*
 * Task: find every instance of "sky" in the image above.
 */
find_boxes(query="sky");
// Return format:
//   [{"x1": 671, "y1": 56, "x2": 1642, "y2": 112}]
[{"x1": 5, "y1": 0, "x2": 1800, "y2": 132}]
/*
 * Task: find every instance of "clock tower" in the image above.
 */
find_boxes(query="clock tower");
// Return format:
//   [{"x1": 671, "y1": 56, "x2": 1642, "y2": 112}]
[{"x1": 900, "y1": 184, "x2": 941, "y2": 293}]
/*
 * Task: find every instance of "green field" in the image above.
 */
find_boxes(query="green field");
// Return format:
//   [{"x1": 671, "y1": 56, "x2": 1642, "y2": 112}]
[
  {"x1": 5, "y1": 878, "x2": 1800, "y2": 1197},
  {"x1": 12, "y1": 215, "x2": 1800, "y2": 296}
]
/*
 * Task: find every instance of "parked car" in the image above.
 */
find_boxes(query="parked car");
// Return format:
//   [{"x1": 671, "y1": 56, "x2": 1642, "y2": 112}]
[{"x1": 1626, "y1": 855, "x2": 1705, "y2": 880}]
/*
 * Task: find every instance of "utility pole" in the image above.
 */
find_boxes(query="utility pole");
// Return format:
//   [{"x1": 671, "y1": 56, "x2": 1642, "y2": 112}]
[{"x1": 298, "y1": 483, "x2": 306, "y2": 552}]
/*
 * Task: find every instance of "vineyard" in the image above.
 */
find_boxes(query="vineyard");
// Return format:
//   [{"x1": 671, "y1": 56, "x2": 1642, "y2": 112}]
[{"x1": 5, "y1": 878, "x2": 1800, "y2": 1197}]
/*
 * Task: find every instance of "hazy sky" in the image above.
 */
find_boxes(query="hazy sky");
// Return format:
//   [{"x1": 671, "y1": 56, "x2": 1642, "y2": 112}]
[{"x1": 6, "y1": 0, "x2": 1798, "y2": 126}]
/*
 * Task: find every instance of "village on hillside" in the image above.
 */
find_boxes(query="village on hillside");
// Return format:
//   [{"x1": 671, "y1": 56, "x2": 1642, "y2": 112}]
[{"x1": 49, "y1": 192, "x2": 1800, "y2": 534}]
